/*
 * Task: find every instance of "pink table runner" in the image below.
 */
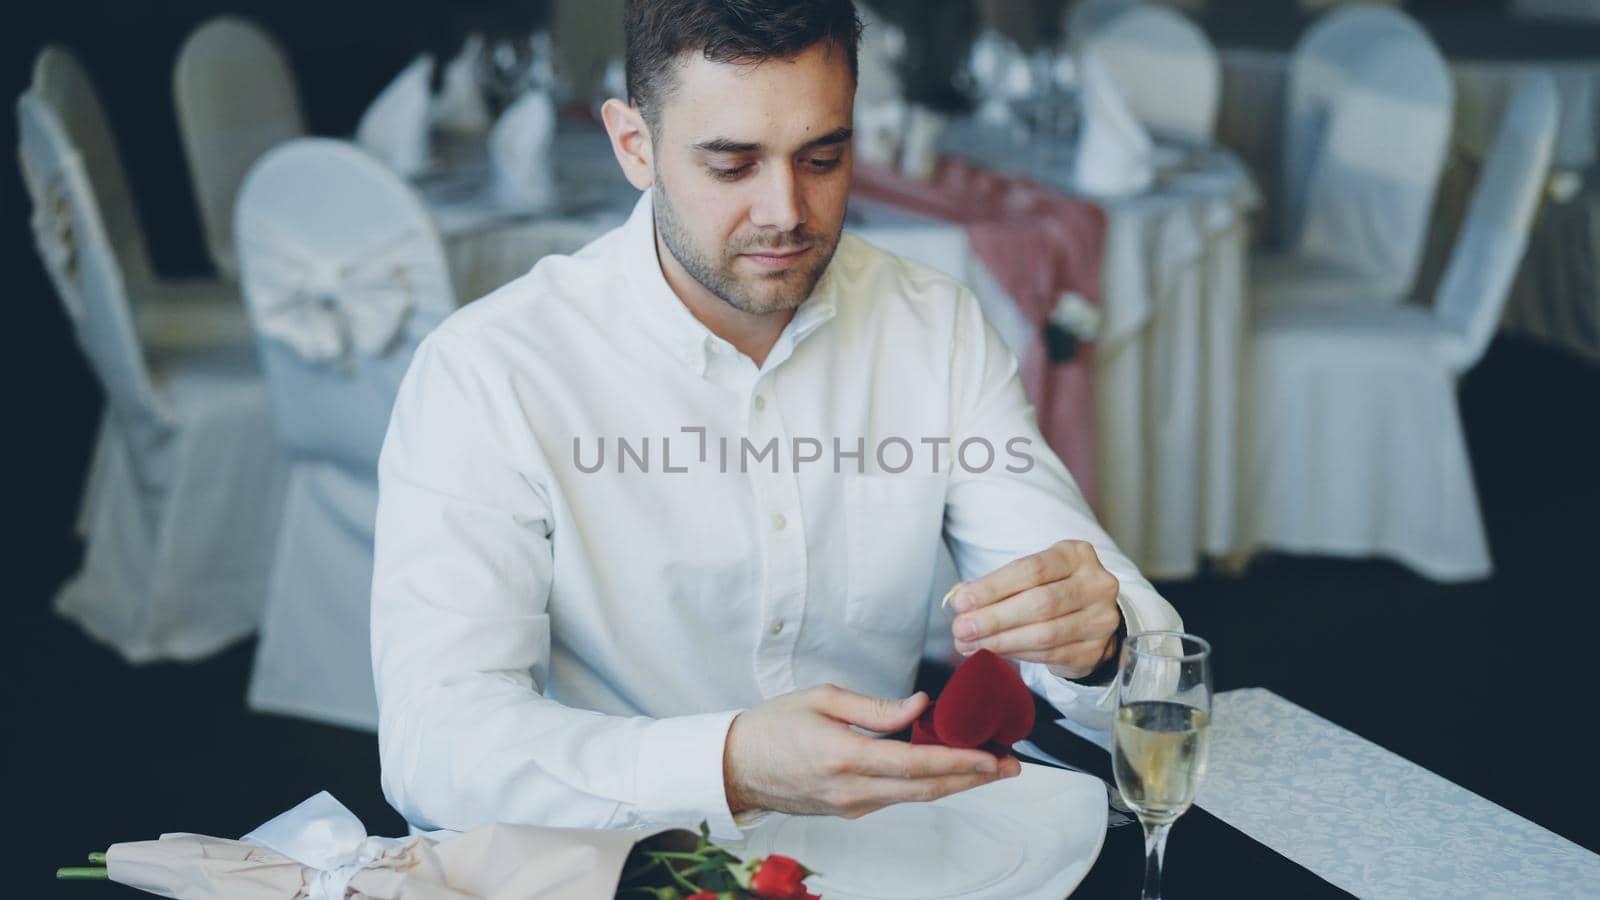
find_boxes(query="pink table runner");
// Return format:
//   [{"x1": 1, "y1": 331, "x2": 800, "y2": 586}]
[{"x1": 852, "y1": 160, "x2": 1107, "y2": 506}]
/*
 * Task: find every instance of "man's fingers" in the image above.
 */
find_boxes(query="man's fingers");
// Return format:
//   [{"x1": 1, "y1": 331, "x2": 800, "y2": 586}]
[
  {"x1": 837, "y1": 758, "x2": 1025, "y2": 814},
  {"x1": 956, "y1": 585, "x2": 1119, "y2": 650},
  {"x1": 846, "y1": 739, "x2": 1006, "y2": 779},
  {"x1": 951, "y1": 541, "x2": 1096, "y2": 614},
  {"x1": 952, "y1": 582, "x2": 1070, "y2": 644},
  {"x1": 811, "y1": 684, "x2": 928, "y2": 733}
]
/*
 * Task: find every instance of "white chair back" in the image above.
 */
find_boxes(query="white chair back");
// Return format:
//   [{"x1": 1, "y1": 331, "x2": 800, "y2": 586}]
[
  {"x1": 235, "y1": 138, "x2": 455, "y2": 471},
  {"x1": 17, "y1": 93, "x2": 164, "y2": 427},
  {"x1": 1081, "y1": 5, "x2": 1220, "y2": 142},
  {"x1": 1292, "y1": 33, "x2": 1453, "y2": 299},
  {"x1": 1283, "y1": 6, "x2": 1436, "y2": 244},
  {"x1": 31, "y1": 46, "x2": 154, "y2": 287},
  {"x1": 174, "y1": 16, "x2": 305, "y2": 279},
  {"x1": 1434, "y1": 74, "x2": 1559, "y2": 372}
]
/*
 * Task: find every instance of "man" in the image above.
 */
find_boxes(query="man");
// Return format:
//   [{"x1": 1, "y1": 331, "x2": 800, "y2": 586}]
[{"x1": 371, "y1": 0, "x2": 1180, "y2": 839}]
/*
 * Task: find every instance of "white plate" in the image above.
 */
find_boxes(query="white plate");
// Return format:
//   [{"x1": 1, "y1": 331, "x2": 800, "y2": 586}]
[{"x1": 727, "y1": 763, "x2": 1108, "y2": 900}]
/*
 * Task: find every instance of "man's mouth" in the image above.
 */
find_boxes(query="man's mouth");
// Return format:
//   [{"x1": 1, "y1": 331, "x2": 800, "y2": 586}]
[{"x1": 741, "y1": 246, "x2": 811, "y2": 271}]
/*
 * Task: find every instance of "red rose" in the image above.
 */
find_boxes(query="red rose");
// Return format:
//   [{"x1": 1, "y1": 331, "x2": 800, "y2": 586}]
[
  {"x1": 686, "y1": 893, "x2": 718, "y2": 900},
  {"x1": 750, "y1": 854, "x2": 809, "y2": 899}
]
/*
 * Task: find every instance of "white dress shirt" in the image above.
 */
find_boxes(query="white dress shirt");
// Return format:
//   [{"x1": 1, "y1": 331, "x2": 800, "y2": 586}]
[{"x1": 371, "y1": 189, "x2": 1181, "y2": 841}]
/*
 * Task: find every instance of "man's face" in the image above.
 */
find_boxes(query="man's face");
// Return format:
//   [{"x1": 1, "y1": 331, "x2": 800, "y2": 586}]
[{"x1": 648, "y1": 41, "x2": 855, "y2": 316}]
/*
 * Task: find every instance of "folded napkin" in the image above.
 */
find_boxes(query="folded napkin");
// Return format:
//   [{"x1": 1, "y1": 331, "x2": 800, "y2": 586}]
[
  {"x1": 899, "y1": 105, "x2": 947, "y2": 180},
  {"x1": 432, "y1": 35, "x2": 491, "y2": 135},
  {"x1": 968, "y1": 29, "x2": 1031, "y2": 127},
  {"x1": 855, "y1": 98, "x2": 907, "y2": 168},
  {"x1": 912, "y1": 649, "x2": 1036, "y2": 756},
  {"x1": 358, "y1": 55, "x2": 435, "y2": 176},
  {"x1": 488, "y1": 89, "x2": 558, "y2": 210},
  {"x1": 1071, "y1": 51, "x2": 1154, "y2": 197}
]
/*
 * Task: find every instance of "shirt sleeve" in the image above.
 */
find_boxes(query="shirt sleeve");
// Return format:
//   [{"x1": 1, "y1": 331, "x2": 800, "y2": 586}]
[
  {"x1": 371, "y1": 331, "x2": 745, "y2": 840},
  {"x1": 939, "y1": 288, "x2": 1183, "y2": 738}
]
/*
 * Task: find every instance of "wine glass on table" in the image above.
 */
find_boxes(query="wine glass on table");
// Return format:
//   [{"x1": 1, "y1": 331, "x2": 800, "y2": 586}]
[{"x1": 1112, "y1": 631, "x2": 1213, "y2": 900}]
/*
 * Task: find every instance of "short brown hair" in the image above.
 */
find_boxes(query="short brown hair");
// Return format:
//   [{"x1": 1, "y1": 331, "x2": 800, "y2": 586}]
[{"x1": 624, "y1": 0, "x2": 863, "y2": 129}]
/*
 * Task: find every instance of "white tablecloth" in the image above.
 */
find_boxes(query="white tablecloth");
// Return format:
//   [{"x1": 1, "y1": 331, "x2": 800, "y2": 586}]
[{"x1": 418, "y1": 121, "x2": 1257, "y2": 580}]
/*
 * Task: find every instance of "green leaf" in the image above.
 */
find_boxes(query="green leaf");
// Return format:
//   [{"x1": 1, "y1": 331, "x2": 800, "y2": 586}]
[{"x1": 56, "y1": 868, "x2": 110, "y2": 880}]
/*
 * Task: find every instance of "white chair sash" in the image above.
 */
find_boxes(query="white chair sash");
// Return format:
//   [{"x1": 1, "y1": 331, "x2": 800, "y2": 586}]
[
  {"x1": 1283, "y1": 6, "x2": 1436, "y2": 246},
  {"x1": 237, "y1": 216, "x2": 420, "y2": 365}
]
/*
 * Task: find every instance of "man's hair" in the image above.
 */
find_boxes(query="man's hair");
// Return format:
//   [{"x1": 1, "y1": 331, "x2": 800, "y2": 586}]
[{"x1": 624, "y1": 0, "x2": 863, "y2": 130}]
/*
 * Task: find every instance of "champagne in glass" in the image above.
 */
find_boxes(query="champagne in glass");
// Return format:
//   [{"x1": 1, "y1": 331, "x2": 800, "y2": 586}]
[{"x1": 1112, "y1": 632, "x2": 1212, "y2": 900}]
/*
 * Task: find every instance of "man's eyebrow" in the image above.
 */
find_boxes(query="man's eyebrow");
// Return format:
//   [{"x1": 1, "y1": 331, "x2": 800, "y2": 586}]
[{"x1": 690, "y1": 127, "x2": 854, "y2": 156}]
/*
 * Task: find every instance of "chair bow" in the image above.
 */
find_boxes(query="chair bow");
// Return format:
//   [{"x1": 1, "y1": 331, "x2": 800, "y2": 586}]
[
  {"x1": 239, "y1": 216, "x2": 420, "y2": 365},
  {"x1": 242, "y1": 791, "x2": 415, "y2": 900},
  {"x1": 29, "y1": 174, "x2": 86, "y2": 324}
]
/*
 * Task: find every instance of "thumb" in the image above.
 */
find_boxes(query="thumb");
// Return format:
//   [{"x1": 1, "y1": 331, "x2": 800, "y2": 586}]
[{"x1": 817, "y1": 687, "x2": 928, "y2": 732}]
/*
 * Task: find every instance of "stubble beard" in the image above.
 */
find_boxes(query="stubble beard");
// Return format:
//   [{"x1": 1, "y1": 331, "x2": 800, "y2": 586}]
[{"x1": 652, "y1": 174, "x2": 839, "y2": 317}]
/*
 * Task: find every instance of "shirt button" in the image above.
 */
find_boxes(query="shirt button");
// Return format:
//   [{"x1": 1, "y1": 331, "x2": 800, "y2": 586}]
[
  {"x1": 772, "y1": 513, "x2": 787, "y2": 531},
  {"x1": 769, "y1": 618, "x2": 786, "y2": 635},
  {"x1": 753, "y1": 394, "x2": 767, "y2": 412}
]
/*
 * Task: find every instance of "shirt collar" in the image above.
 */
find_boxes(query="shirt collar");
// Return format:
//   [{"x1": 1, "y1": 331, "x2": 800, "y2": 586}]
[{"x1": 618, "y1": 189, "x2": 838, "y2": 377}]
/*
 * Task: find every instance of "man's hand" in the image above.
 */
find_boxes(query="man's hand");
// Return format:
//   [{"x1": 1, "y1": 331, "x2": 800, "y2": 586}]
[
  {"x1": 947, "y1": 540, "x2": 1123, "y2": 678},
  {"x1": 723, "y1": 684, "x2": 1022, "y2": 818}
]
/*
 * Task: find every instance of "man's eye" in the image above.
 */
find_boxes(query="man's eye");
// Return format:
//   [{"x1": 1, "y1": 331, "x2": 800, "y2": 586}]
[
  {"x1": 709, "y1": 165, "x2": 750, "y2": 181},
  {"x1": 808, "y1": 157, "x2": 843, "y2": 171}
]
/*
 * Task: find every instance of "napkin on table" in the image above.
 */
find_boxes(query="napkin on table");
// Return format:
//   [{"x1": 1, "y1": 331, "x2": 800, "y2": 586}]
[
  {"x1": 357, "y1": 54, "x2": 435, "y2": 176},
  {"x1": 912, "y1": 649, "x2": 1037, "y2": 756},
  {"x1": 488, "y1": 89, "x2": 558, "y2": 210},
  {"x1": 431, "y1": 34, "x2": 491, "y2": 135},
  {"x1": 1071, "y1": 51, "x2": 1154, "y2": 197}
]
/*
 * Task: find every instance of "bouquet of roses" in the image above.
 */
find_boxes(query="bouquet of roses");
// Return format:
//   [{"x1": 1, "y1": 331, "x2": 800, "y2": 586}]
[
  {"x1": 618, "y1": 822, "x2": 820, "y2": 899},
  {"x1": 55, "y1": 791, "x2": 821, "y2": 900}
]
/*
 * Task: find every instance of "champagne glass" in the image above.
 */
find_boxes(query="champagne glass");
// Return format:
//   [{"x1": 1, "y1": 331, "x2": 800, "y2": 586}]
[{"x1": 1112, "y1": 631, "x2": 1213, "y2": 900}]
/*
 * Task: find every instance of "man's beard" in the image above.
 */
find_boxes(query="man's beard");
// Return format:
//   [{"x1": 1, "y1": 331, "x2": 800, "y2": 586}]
[{"x1": 653, "y1": 176, "x2": 840, "y2": 316}]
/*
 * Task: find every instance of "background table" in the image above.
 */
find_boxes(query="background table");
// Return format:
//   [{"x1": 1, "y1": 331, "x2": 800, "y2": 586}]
[{"x1": 934, "y1": 119, "x2": 1258, "y2": 580}]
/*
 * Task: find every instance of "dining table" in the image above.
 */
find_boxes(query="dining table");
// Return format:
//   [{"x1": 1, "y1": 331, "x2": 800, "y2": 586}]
[{"x1": 932, "y1": 663, "x2": 1600, "y2": 898}]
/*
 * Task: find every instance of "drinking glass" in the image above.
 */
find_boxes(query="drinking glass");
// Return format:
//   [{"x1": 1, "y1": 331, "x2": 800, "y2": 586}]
[{"x1": 1112, "y1": 631, "x2": 1213, "y2": 900}]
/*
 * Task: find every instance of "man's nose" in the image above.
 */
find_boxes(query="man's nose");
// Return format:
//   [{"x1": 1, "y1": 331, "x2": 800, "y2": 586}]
[{"x1": 748, "y1": 163, "x2": 806, "y2": 234}]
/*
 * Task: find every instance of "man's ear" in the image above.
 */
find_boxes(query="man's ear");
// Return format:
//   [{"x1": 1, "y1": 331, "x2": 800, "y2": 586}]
[{"x1": 601, "y1": 98, "x2": 655, "y2": 191}]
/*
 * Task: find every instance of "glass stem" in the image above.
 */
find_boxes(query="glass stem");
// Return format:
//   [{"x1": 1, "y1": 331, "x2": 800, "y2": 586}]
[{"x1": 1140, "y1": 820, "x2": 1173, "y2": 900}]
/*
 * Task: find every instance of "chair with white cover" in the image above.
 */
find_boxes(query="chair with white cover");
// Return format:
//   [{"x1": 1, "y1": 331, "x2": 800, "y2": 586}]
[
  {"x1": 1079, "y1": 4, "x2": 1221, "y2": 143},
  {"x1": 1236, "y1": 74, "x2": 1559, "y2": 582},
  {"x1": 1255, "y1": 17, "x2": 1453, "y2": 309},
  {"x1": 1277, "y1": 5, "x2": 1437, "y2": 251},
  {"x1": 174, "y1": 16, "x2": 306, "y2": 279},
  {"x1": 18, "y1": 92, "x2": 285, "y2": 661},
  {"x1": 32, "y1": 47, "x2": 252, "y2": 354},
  {"x1": 236, "y1": 138, "x2": 457, "y2": 729}
]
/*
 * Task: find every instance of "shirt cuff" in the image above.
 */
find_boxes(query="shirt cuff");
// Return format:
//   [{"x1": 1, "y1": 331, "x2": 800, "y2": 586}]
[
  {"x1": 634, "y1": 709, "x2": 745, "y2": 841},
  {"x1": 1020, "y1": 660, "x2": 1116, "y2": 738}
]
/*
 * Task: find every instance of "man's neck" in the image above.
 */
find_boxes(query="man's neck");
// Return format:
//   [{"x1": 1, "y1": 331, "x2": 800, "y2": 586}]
[{"x1": 655, "y1": 229, "x2": 795, "y2": 368}]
